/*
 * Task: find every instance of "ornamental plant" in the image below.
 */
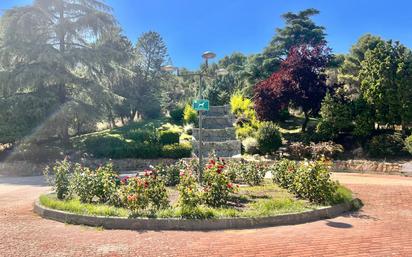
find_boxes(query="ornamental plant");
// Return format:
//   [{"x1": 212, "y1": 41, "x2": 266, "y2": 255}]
[
  {"x1": 177, "y1": 169, "x2": 202, "y2": 209},
  {"x1": 203, "y1": 158, "x2": 236, "y2": 207},
  {"x1": 43, "y1": 158, "x2": 71, "y2": 200},
  {"x1": 143, "y1": 170, "x2": 169, "y2": 211},
  {"x1": 291, "y1": 159, "x2": 338, "y2": 204},
  {"x1": 270, "y1": 159, "x2": 297, "y2": 189},
  {"x1": 237, "y1": 162, "x2": 267, "y2": 186},
  {"x1": 119, "y1": 176, "x2": 150, "y2": 214}
]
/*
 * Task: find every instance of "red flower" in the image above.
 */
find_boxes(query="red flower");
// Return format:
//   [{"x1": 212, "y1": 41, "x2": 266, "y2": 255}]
[
  {"x1": 207, "y1": 164, "x2": 213, "y2": 169},
  {"x1": 144, "y1": 170, "x2": 152, "y2": 177},
  {"x1": 209, "y1": 159, "x2": 216, "y2": 165},
  {"x1": 179, "y1": 171, "x2": 185, "y2": 177},
  {"x1": 227, "y1": 183, "x2": 233, "y2": 189},
  {"x1": 144, "y1": 181, "x2": 149, "y2": 188}
]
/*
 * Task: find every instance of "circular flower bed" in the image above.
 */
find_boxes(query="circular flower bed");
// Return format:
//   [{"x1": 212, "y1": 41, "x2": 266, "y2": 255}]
[{"x1": 38, "y1": 157, "x2": 359, "y2": 229}]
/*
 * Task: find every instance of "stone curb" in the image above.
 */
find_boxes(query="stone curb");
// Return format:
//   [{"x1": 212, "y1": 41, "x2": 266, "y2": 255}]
[{"x1": 33, "y1": 199, "x2": 362, "y2": 231}]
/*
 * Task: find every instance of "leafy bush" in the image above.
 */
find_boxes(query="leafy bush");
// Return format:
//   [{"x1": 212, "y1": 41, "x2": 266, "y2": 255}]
[
  {"x1": 70, "y1": 163, "x2": 119, "y2": 204},
  {"x1": 119, "y1": 177, "x2": 150, "y2": 214},
  {"x1": 161, "y1": 143, "x2": 192, "y2": 159},
  {"x1": 287, "y1": 142, "x2": 311, "y2": 160},
  {"x1": 183, "y1": 104, "x2": 198, "y2": 125},
  {"x1": 310, "y1": 141, "x2": 344, "y2": 159},
  {"x1": 270, "y1": 159, "x2": 297, "y2": 189},
  {"x1": 256, "y1": 121, "x2": 282, "y2": 154},
  {"x1": 83, "y1": 135, "x2": 129, "y2": 158},
  {"x1": 170, "y1": 106, "x2": 185, "y2": 124},
  {"x1": 406, "y1": 135, "x2": 412, "y2": 155},
  {"x1": 43, "y1": 159, "x2": 71, "y2": 200},
  {"x1": 123, "y1": 130, "x2": 158, "y2": 144},
  {"x1": 155, "y1": 160, "x2": 186, "y2": 186},
  {"x1": 237, "y1": 162, "x2": 266, "y2": 186},
  {"x1": 177, "y1": 169, "x2": 202, "y2": 209},
  {"x1": 159, "y1": 130, "x2": 180, "y2": 145},
  {"x1": 230, "y1": 93, "x2": 259, "y2": 139},
  {"x1": 292, "y1": 160, "x2": 338, "y2": 204},
  {"x1": 242, "y1": 137, "x2": 260, "y2": 155},
  {"x1": 203, "y1": 159, "x2": 236, "y2": 207},
  {"x1": 119, "y1": 171, "x2": 169, "y2": 214},
  {"x1": 367, "y1": 133, "x2": 405, "y2": 158}
]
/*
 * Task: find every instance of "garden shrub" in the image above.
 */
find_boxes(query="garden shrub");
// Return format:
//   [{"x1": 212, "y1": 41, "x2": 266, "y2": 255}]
[
  {"x1": 292, "y1": 159, "x2": 338, "y2": 204},
  {"x1": 270, "y1": 159, "x2": 297, "y2": 189},
  {"x1": 177, "y1": 169, "x2": 201, "y2": 209},
  {"x1": 159, "y1": 130, "x2": 180, "y2": 145},
  {"x1": 123, "y1": 130, "x2": 158, "y2": 144},
  {"x1": 237, "y1": 162, "x2": 267, "y2": 186},
  {"x1": 119, "y1": 177, "x2": 150, "y2": 214},
  {"x1": 256, "y1": 121, "x2": 282, "y2": 154},
  {"x1": 203, "y1": 158, "x2": 236, "y2": 207},
  {"x1": 242, "y1": 137, "x2": 260, "y2": 155},
  {"x1": 183, "y1": 104, "x2": 198, "y2": 125},
  {"x1": 155, "y1": 160, "x2": 186, "y2": 186},
  {"x1": 224, "y1": 160, "x2": 242, "y2": 183},
  {"x1": 230, "y1": 93, "x2": 259, "y2": 139},
  {"x1": 43, "y1": 159, "x2": 71, "y2": 200},
  {"x1": 119, "y1": 170, "x2": 169, "y2": 214},
  {"x1": 83, "y1": 135, "x2": 129, "y2": 158},
  {"x1": 287, "y1": 142, "x2": 311, "y2": 160},
  {"x1": 170, "y1": 106, "x2": 185, "y2": 124},
  {"x1": 161, "y1": 143, "x2": 192, "y2": 159},
  {"x1": 366, "y1": 133, "x2": 405, "y2": 158},
  {"x1": 310, "y1": 141, "x2": 344, "y2": 159},
  {"x1": 70, "y1": 163, "x2": 119, "y2": 204},
  {"x1": 406, "y1": 135, "x2": 412, "y2": 155}
]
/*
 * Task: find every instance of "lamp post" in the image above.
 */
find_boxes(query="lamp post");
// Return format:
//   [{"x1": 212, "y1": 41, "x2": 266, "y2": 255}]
[{"x1": 162, "y1": 52, "x2": 227, "y2": 182}]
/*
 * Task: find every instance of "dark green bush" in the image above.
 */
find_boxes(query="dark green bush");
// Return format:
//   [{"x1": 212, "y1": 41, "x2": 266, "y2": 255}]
[
  {"x1": 161, "y1": 143, "x2": 192, "y2": 159},
  {"x1": 83, "y1": 135, "x2": 130, "y2": 158},
  {"x1": 406, "y1": 135, "x2": 412, "y2": 155},
  {"x1": 159, "y1": 130, "x2": 180, "y2": 145},
  {"x1": 170, "y1": 106, "x2": 185, "y2": 124},
  {"x1": 367, "y1": 133, "x2": 405, "y2": 158},
  {"x1": 124, "y1": 130, "x2": 158, "y2": 144},
  {"x1": 256, "y1": 121, "x2": 282, "y2": 154}
]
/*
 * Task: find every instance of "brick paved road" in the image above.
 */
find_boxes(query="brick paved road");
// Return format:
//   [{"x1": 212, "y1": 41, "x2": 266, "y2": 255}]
[{"x1": 1, "y1": 173, "x2": 412, "y2": 257}]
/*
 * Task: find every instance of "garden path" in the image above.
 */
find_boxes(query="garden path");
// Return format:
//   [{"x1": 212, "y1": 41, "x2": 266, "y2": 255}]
[{"x1": 1, "y1": 173, "x2": 412, "y2": 256}]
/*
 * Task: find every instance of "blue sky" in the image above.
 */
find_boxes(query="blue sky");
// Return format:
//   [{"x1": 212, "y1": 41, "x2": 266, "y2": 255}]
[{"x1": 1, "y1": 0, "x2": 412, "y2": 69}]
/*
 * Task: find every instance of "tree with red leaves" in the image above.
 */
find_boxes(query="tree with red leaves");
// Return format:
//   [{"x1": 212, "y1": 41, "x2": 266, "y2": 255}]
[{"x1": 254, "y1": 44, "x2": 331, "y2": 131}]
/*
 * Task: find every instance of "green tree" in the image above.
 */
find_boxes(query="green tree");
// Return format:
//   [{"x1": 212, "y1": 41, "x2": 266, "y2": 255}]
[
  {"x1": 260, "y1": 8, "x2": 326, "y2": 79},
  {"x1": 339, "y1": 34, "x2": 383, "y2": 98},
  {"x1": 0, "y1": 0, "x2": 118, "y2": 144},
  {"x1": 359, "y1": 40, "x2": 412, "y2": 127}
]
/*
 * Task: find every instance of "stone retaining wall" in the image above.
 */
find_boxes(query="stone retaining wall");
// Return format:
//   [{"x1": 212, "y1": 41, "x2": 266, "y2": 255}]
[{"x1": 331, "y1": 160, "x2": 404, "y2": 175}]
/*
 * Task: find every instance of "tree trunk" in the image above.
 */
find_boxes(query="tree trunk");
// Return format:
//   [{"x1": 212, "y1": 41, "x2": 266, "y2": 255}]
[{"x1": 302, "y1": 111, "x2": 309, "y2": 132}]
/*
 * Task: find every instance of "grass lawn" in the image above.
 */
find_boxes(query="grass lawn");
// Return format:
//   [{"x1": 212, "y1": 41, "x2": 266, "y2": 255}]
[{"x1": 39, "y1": 181, "x2": 353, "y2": 219}]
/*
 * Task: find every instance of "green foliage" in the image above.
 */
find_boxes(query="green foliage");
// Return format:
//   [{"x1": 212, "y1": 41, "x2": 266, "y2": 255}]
[
  {"x1": 230, "y1": 93, "x2": 259, "y2": 139},
  {"x1": 69, "y1": 163, "x2": 120, "y2": 205},
  {"x1": 177, "y1": 169, "x2": 202, "y2": 209},
  {"x1": 119, "y1": 171, "x2": 169, "y2": 214},
  {"x1": 367, "y1": 133, "x2": 405, "y2": 158},
  {"x1": 237, "y1": 162, "x2": 267, "y2": 186},
  {"x1": 316, "y1": 93, "x2": 352, "y2": 140},
  {"x1": 352, "y1": 98, "x2": 375, "y2": 138},
  {"x1": 406, "y1": 135, "x2": 412, "y2": 155},
  {"x1": 256, "y1": 122, "x2": 282, "y2": 154},
  {"x1": 242, "y1": 137, "x2": 260, "y2": 155},
  {"x1": 292, "y1": 160, "x2": 338, "y2": 204},
  {"x1": 271, "y1": 159, "x2": 297, "y2": 189},
  {"x1": 359, "y1": 40, "x2": 412, "y2": 126},
  {"x1": 310, "y1": 141, "x2": 344, "y2": 160},
  {"x1": 43, "y1": 159, "x2": 71, "y2": 200},
  {"x1": 170, "y1": 106, "x2": 185, "y2": 124},
  {"x1": 161, "y1": 143, "x2": 192, "y2": 159},
  {"x1": 159, "y1": 130, "x2": 180, "y2": 145},
  {"x1": 203, "y1": 159, "x2": 236, "y2": 207},
  {"x1": 183, "y1": 104, "x2": 198, "y2": 125},
  {"x1": 154, "y1": 161, "x2": 185, "y2": 187}
]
